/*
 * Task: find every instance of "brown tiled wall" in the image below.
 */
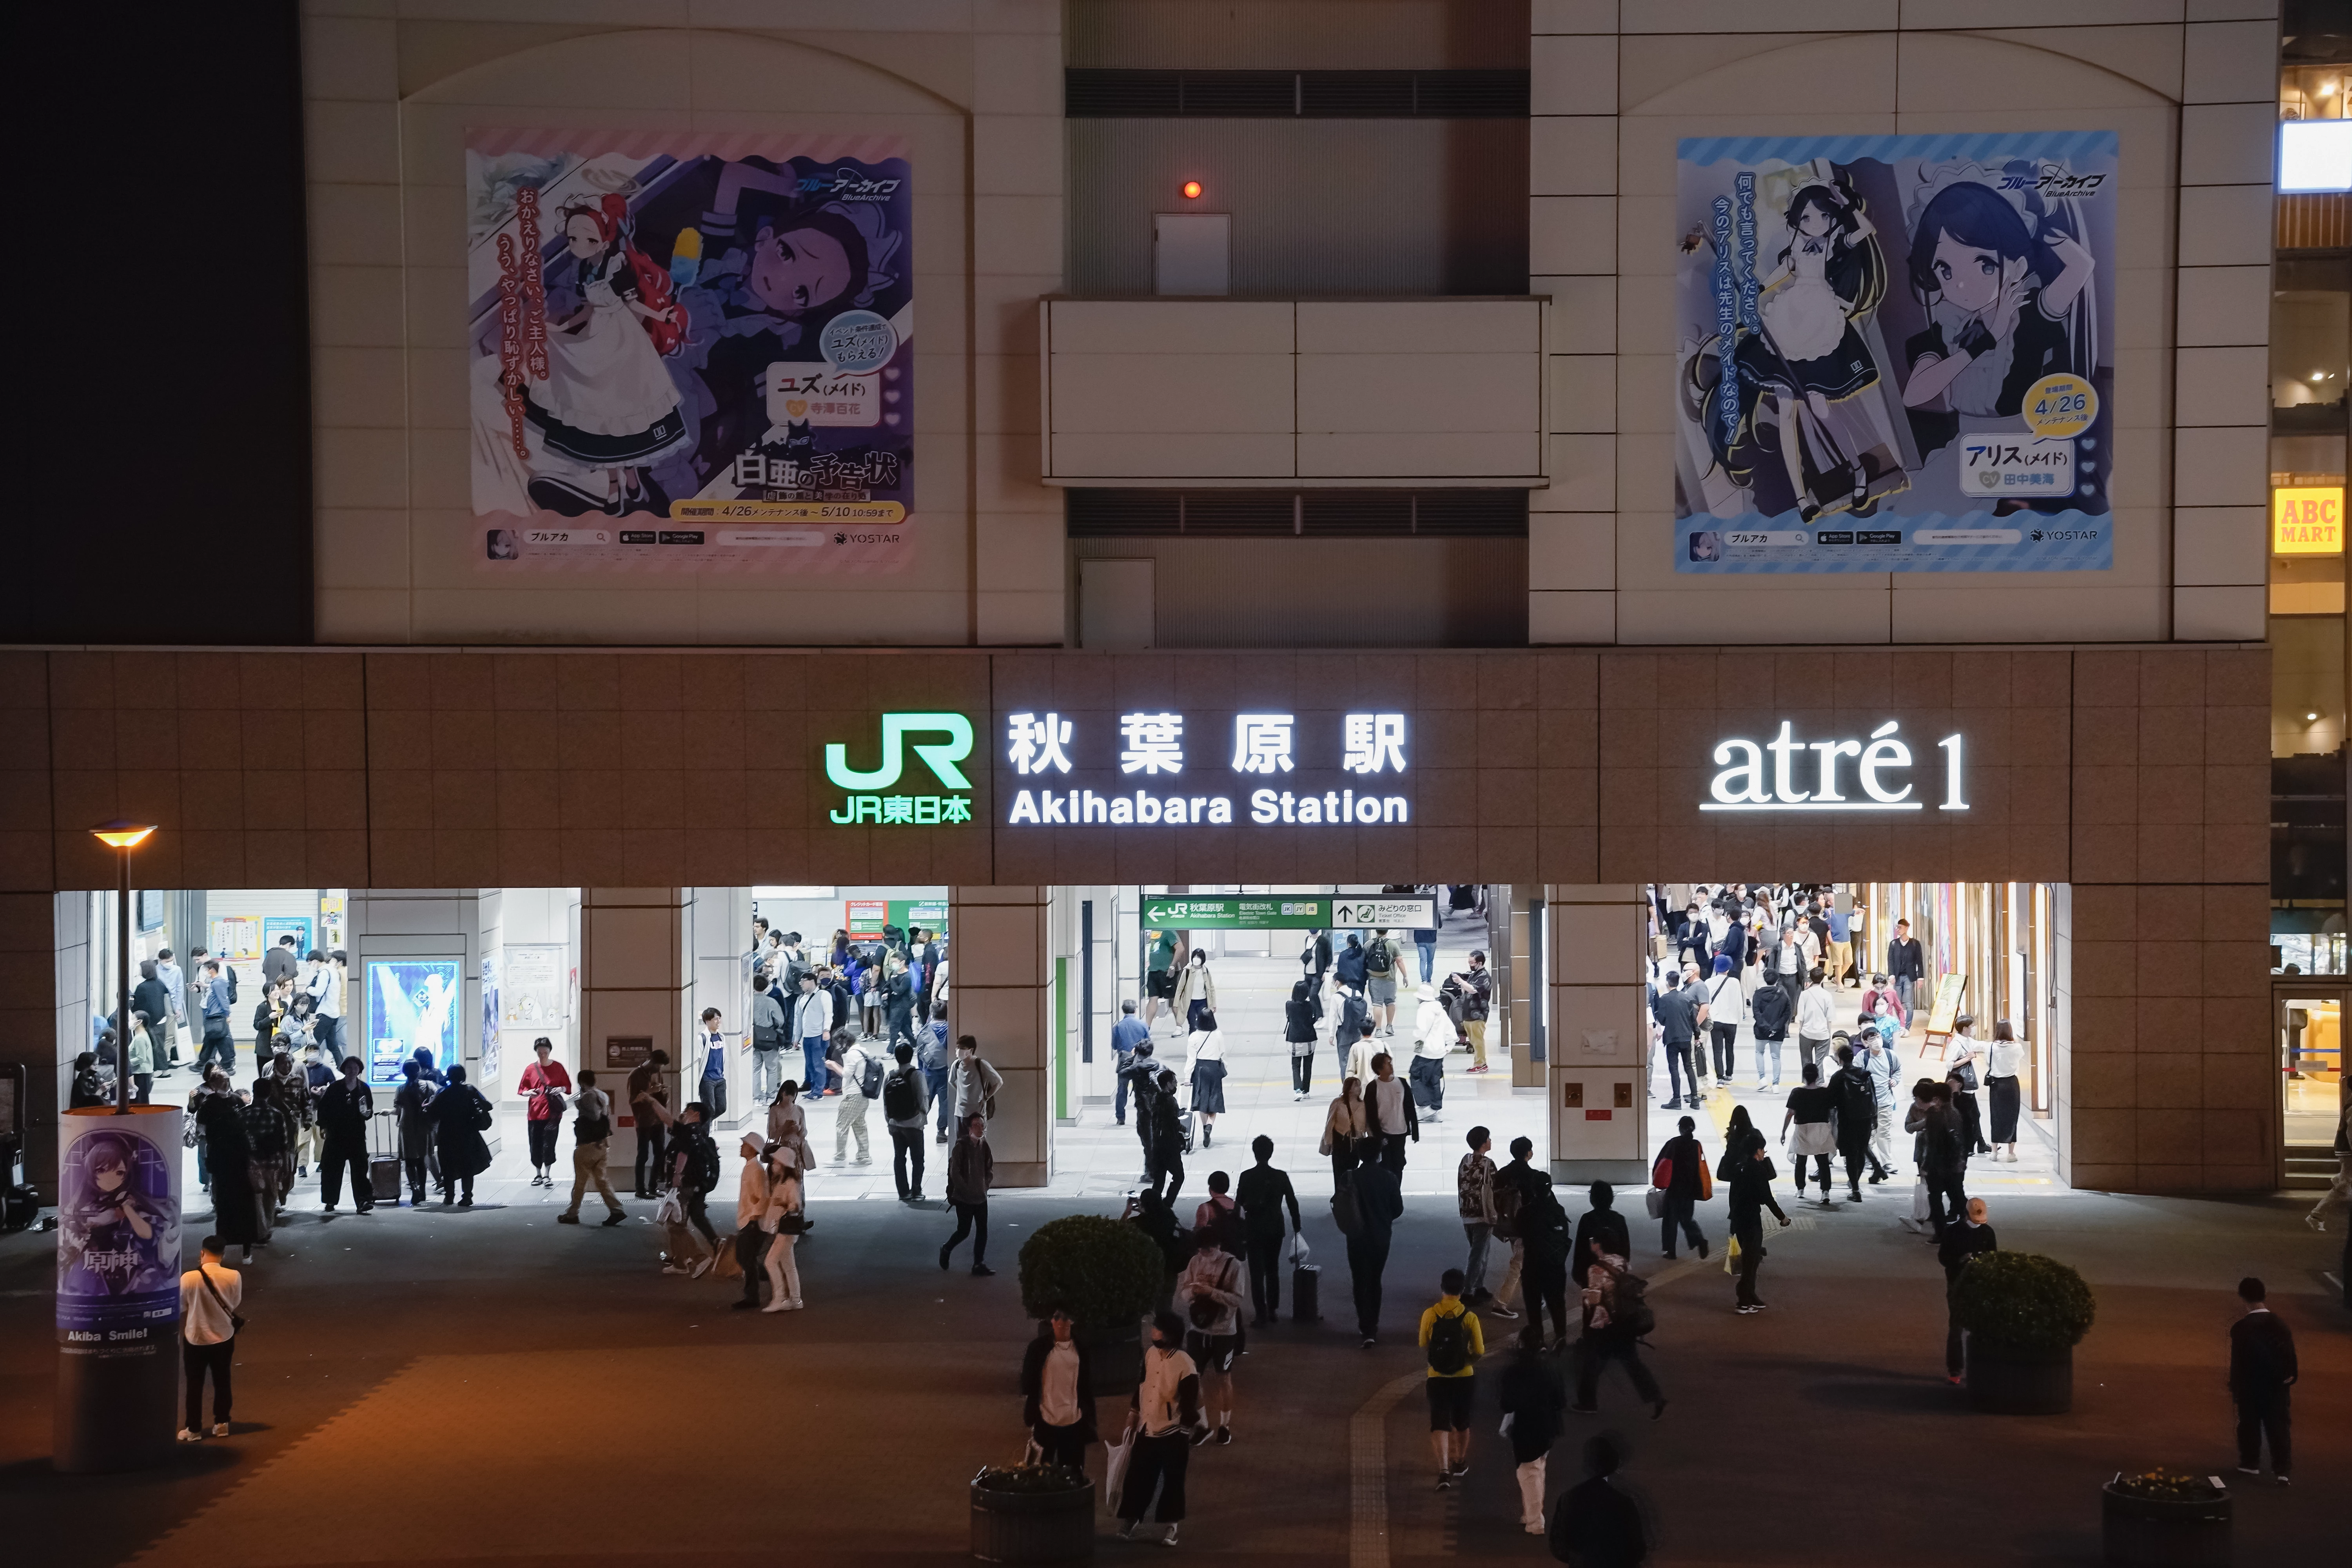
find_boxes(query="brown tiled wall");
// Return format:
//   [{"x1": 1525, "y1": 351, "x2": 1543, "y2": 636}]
[{"x1": 0, "y1": 643, "x2": 2273, "y2": 1191}]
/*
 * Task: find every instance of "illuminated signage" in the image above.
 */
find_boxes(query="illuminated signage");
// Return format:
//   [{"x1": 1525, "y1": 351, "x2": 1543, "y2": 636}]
[
  {"x1": 2273, "y1": 486, "x2": 2343, "y2": 555},
  {"x1": 1705, "y1": 722, "x2": 1966, "y2": 812},
  {"x1": 1002, "y1": 711, "x2": 1411, "y2": 828},
  {"x1": 825, "y1": 713, "x2": 975, "y2": 825}
]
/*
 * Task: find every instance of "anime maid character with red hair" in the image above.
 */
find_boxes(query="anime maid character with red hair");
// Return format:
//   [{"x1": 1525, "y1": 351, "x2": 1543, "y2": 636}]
[{"x1": 521, "y1": 192, "x2": 693, "y2": 518}]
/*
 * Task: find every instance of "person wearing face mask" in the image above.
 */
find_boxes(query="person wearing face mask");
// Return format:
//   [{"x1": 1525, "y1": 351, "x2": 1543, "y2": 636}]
[
  {"x1": 947, "y1": 1034, "x2": 1004, "y2": 1133},
  {"x1": 1021, "y1": 1308, "x2": 1098, "y2": 1468},
  {"x1": 1116, "y1": 1311, "x2": 1202, "y2": 1546}
]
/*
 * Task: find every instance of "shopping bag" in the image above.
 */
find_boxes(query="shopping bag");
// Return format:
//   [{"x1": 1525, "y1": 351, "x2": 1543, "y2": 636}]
[
  {"x1": 653, "y1": 1191, "x2": 684, "y2": 1226},
  {"x1": 1643, "y1": 1188, "x2": 1668, "y2": 1220},
  {"x1": 1722, "y1": 1233, "x2": 1740, "y2": 1274},
  {"x1": 1911, "y1": 1179, "x2": 1931, "y2": 1224},
  {"x1": 1103, "y1": 1428, "x2": 1135, "y2": 1513},
  {"x1": 712, "y1": 1233, "x2": 744, "y2": 1279}
]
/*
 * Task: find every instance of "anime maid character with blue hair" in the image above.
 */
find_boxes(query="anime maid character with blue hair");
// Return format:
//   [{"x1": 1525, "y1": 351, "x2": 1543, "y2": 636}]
[{"x1": 1898, "y1": 168, "x2": 2097, "y2": 439}]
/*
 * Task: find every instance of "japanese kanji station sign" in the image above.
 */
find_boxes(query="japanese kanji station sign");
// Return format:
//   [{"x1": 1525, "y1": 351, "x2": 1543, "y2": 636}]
[{"x1": 1002, "y1": 708, "x2": 1412, "y2": 828}]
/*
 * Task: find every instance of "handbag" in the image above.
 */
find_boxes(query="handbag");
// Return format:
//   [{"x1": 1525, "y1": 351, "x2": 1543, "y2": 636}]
[
  {"x1": 199, "y1": 1267, "x2": 247, "y2": 1334},
  {"x1": 469, "y1": 1091, "x2": 493, "y2": 1132},
  {"x1": 1642, "y1": 1188, "x2": 1668, "y2": 1220}
]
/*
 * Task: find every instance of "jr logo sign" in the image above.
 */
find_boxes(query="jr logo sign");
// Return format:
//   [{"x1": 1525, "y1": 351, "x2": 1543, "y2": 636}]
[{"x1": 826, "y1": 713, "x2": 976, "y2": 826}]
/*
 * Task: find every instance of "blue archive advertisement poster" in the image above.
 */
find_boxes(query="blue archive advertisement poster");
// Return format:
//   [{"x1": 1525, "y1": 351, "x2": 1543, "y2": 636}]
[{"x1": 1674, "y1": 131, "x2": 2116, "y2": 573}]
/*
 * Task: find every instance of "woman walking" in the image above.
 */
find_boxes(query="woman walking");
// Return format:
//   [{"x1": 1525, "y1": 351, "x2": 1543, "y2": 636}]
[
  {"x1": 1284, "y1": 978, "x2": 1321, "y2": 1100},
  {"x1": 1020, "y1": 1309, "x2": 1098, "y2": 1468},
  {"x1": 1321, "y1": 1076, "x2": 1368, "y2": 1183},
  {"x1": 200, "y1": 1090, "x2": 263, "y2": 1262},
  {"x1": 1724, "y1": 1129, "x2": 1789, "y2": 1314},
  {"x1": 517, "y1": 1036, "x2": 572, "y2": 1187},
  {"x1": 239, "y1": 1076, "x2": 294, "y2": 1233},
  {"x1": 1172, "y1": 950, "x2": 1218, "y2": 1035},
  {"x1": 1984, "y1": 1020, "x2": 2025, "y2": 1162},
  {"x1": 425, "y1": 1064, "x2": 493, "y2": 1206},
  {"x1": 941, "y1": 1112, "x2": 996, "y2": 1276},
  {"x1": 1117, "y1": 1312, "x2": 1201, "y2": 1547},
  {"x1": 1187, "y1": 1015, "x2": 1227, "y2": 1150}
]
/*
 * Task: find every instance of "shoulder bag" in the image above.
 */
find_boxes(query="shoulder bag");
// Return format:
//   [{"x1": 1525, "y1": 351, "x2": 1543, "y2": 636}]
[{"x1": 199, "y1": 1267, "x2": 247, "y2": 1334}]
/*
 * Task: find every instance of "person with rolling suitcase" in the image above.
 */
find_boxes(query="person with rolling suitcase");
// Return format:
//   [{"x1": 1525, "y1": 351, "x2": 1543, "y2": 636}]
[{"x1": 1233, "y1": 1135, "x2": 1302, "y2": 1327}]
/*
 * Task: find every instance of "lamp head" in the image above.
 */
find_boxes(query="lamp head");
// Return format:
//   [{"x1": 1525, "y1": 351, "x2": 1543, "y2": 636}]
[{"x1": 90, "y1": 820, "x2": 156, "y2": 850}]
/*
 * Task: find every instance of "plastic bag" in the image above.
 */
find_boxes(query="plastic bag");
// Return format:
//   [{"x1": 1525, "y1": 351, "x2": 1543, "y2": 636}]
[
  {"x1": 1722, "y1": 1233, "x2": 1740, "y2": 1274},
  {"x1": 654, "y1": 1191, "x2": 684, "y2": 1226},
  {"x1": 1103, "y1": 1428, "x2": 1134, "y2": 1513},
  {"x1": 1643, "y1": 1188, "x2": 1668, "y2": 1220},
  {"x1": 1289, "y1": 1235, "x2": 1312, "y2": 1268}
]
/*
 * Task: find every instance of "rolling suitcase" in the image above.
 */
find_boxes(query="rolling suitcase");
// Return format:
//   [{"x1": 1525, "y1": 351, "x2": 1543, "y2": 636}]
[{"x1": 368, "y1": 1114, "x2": 403, "y2": 1204}]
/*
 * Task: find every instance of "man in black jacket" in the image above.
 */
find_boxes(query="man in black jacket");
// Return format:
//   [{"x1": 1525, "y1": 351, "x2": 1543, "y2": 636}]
[
  {"x1": 2228, "y1": 1277, "x2": 2296, "y2": 1483},
  {"x1": 1344, "y1": 1138, "x2": 1405, "y2": 1347},
  {"x1": 1548, "y1": 1433, "x2": 1649, "y2": 1566},
  {"x1": 1234, "y1": 1135, "x2": 1301, "y2": 1326},
  {"x1": 1886, "y1": 919, "x2": 1925, "y2": 1024},
  {"x1": 1654, "y1": 1116, "x2": 1710, "y2": 1261},
  {"x1": 315, "y1": 1056, "x2": 375, "y2": 1215},
  {"x1": 1122, "y1": 1043, "x2": 1163, "y2": 1181},
  {"x1": 1146, "y1": 1069, "x2": 1186, "y2": 1203},
  {"x1": 1831, "y1": 1042, "x2": 1882, "y2": 1198}
]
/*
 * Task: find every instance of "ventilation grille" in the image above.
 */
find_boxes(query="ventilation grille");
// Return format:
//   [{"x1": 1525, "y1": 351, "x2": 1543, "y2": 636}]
[
  {"x1": 1068, "y1": 489, "x2": 1527, "y2": 538},
  {"x1": 1067, "y1": 69, "x2": 1528, "y2": 119}
]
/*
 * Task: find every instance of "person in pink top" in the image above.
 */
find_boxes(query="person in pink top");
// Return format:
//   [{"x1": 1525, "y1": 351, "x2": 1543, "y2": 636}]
[{"x1": 517, "y1": 1036, "x2": 573, "y2": 1187}]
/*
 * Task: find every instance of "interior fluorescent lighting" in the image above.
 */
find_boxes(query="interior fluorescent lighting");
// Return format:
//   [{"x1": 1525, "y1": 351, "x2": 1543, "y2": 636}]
[{"x1": 2279, "y1": 119, "x2": 2352, "y2": 192}]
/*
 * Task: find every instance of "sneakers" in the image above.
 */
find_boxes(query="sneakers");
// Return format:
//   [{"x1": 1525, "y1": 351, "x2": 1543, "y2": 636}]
[
  {"x1": 661, "y1": 1263, "x2": 691, "y2": 1276},
  {"x1": 1435, "y1": 1472, "x2": 1452, "y2": 1491},
  {"x1": 1214, "y1": 1426, "x2": 1233, "y2": 1446},
  {"x1": 938, "y1": 1245, "x2": 952, "y2": 1270},
  {"x1": 212, "y1": 1423, "x2": 229, "y2": 1437},
  {"x1": 1449, "y1": 1460, "x2": 1468, "y2": 1477},
  {"x1": 1697, "y1": 1238, "x2": 1711, "y2": 1260},
  {"x1": 601, "y1": 1212, "x2": 627, "y2": 1227},
  {"x1": 1161, "y1": 1523, "x2": 1180, "y2": 1547},
  {"x1": 178, "y1": 1428, "x2": 203, "y2": 1444},
  {"x1": 1361, "y1": 1336, "x2": 1378, "y2": 1349},
  {"x1": 971, "y1": 1263, "x2": 996, "y2": 1277},
  {"x1": 556, "y1": 1212, "x2": 581, "y2": 1225},
  {"x1": 761, "y1": 1299, "x2": 791, "y2": 1313},
  {"x1": 1488, "y1": 1302, "x2": 1520, "y2": 1319},
  {"x1": 689, "y1": 1256, "x2": 713, "y2": 1279},
  {"x1": 1191, "y1": 1426, "x2": 1216, "y2": 1448}
]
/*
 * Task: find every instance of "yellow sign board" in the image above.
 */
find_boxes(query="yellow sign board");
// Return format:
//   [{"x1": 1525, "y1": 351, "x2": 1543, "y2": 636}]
[
  {"x1": 1924, "y1": 972, "x2": 1967, "y2": 1039},
  {"x1": 2273, "y1": 486, "x2": 2344, "y2": 555}
]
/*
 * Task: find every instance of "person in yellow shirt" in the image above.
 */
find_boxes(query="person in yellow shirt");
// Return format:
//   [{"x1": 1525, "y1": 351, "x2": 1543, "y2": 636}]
[{"x1": 1419, "y1": 1267, "x2": 1485, "y2": 1490}]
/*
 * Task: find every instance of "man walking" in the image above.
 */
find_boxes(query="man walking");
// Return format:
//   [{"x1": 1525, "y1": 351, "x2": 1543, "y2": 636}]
[
  {"x1": 263, "y1": 933, "x2": 301, "y2": 993},
  {"x1": 1458, "y1": 1127, "x2": 1501, "y2": 1306},
  {"x1": 882, "y1": 1042, "x2": 932, "y2": 1202},
  {"x1": 1497, "y1": 1325, "x2": 1565, "y2": 1534},
  {"x1": 1234, "y1": 1134, "x2": 1301, "y2": 1326},
  {"x1": 557, "y1": 1068, "x2": 627, "y2": 1226},
  {"x1": 1831, "y1": 1042, "x2": 1882, "y2": 1197},
  {"x1": 1825, "y1": 901, "x2": 1855, "y2": 987},
  {"x1": 626, "y1": 1048, "x2": 673, "y2": 1198},
  {"x1": 1795, "y1": 965, "x2": 1836, "y2": 1079},
  {"x1": 1146, "y1": 1069, "x2": 1187, "y2": 1203},
  {"x1": 154, "y1": 947, "x2": 186, "y2": 1069},
  {"x1": 196, "y1": 960, "x2": 236, "y2": 1080},
  {"x1": 2228, "y1": 1277, "x2": 2296, "y2": 1484},
  {"x1": 1650, "y1": 963, "x2": 1705, "y2": 1110},
  {"x1": 307, "y1": 951, "x2": 348, "y2": 1062},
  {"x1": 1938, "y1": 1196, "x2": 1996, "y2": 1381},
  {"x1": 1886, "y1": 918, "x2": 1925, "y2": 1027},
  {"x1": 1345, "y1": 1139, "x2": 1404, "y2": 1346},
  {"x1": 1110, "y1": 999, "x2": 1149, "y2": 1126},
  {"x1": 1364, "y1": 929, "x2": 1403, "y2": 1038},
  {"x1": 178, "y1": 1235, "x2": 242, "y2": 1443},
  {"x1": 315, "y1": 1055, "x2": 374, "y2": 1215},
  {"x1": 1419, "y1": 1268, "x2": 1485, "y2": 1490},
  {"x1": 833, "y1": 1028, "x2": 875, "y2": 1165},
  {"x1": 940, "y1": 1112, "x2": 996, "y2": 1276},
  {"x1": 1122, "y1": 1041, "x2": 1163, "y2": 1180},
  {"x1": 1572, "y1": 1246, "x2": 1664, "y2": 1418},
  {"x1": 1702, "y1": 956, "x2": 1743, "y2": 1090}
]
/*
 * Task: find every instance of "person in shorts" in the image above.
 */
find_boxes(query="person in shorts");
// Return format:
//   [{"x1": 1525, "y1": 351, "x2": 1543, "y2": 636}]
[
  {"x1": 1175, "y1": 1227, "x2": 1248, "y2": 1444},
  {"x1": 1420, "y1": 1267, "x2": 1485, "y2": 1488},
  {"x1": 1365, "y1": 929, "x2": 1403, "y2": 1038}
]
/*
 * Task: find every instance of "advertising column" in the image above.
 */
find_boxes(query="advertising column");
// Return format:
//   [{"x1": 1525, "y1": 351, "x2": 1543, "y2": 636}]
[{"x1": 55, "y1": 1103, "x2": 184, "y2": 1472}]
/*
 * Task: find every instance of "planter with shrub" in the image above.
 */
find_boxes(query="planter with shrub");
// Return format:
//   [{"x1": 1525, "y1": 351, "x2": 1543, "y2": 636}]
[
  {"x1": 1018, "y1": 1214, "x2": 1163, "y2": 1395},
  {"x1": 1952, "y1": 1250, "x2": 2096, "y2": 1414},
  {"x1": 2101, "y1": 1469, "x2": 2231, "y2": 1568},
  {"x1": 972, "y1": 1464, "x2": 1095, "y2": 1564}
]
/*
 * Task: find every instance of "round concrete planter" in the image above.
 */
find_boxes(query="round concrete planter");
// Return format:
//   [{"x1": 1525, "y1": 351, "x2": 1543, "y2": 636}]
[
  {"x1": 1965, "y1": 1339, "x2": 2072, "y2": 1414},
  {"x1": 2100, "y1": 1483, "x2": 2232, "y2": 1567},
  {"x1": 971, "y1": 1475, "x2": 1096, "y2": 1564}
]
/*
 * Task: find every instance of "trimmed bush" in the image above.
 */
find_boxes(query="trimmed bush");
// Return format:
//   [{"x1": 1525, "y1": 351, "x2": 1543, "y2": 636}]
[
  {"x1": 1017, "y1": 1214, "x2": 1163, "y2": 1335},
  {"x1": 1953, "y1": 1250, "x2": 2096, "y2": 1354}
]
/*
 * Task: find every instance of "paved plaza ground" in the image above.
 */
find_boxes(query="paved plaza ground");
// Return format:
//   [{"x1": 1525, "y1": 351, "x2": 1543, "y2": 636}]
[{"x1": 4, "y1": 1136, "x2": 2343, "y2": 1567}]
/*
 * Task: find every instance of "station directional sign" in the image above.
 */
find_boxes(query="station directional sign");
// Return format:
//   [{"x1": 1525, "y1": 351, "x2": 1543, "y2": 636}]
[{"x1": 1140, "y1": 895, "x2": 1437, "y2": 930}]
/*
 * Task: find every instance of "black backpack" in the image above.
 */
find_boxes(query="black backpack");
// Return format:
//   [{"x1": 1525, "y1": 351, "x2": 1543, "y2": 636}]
[
  {"x1": 1612, "y1": 1269, "x2": 1657, "y2": 1338},
  {"x1": 858, "y1": 1050, "x2": 886, "y2": 1100},
  {"x1": 1750, "y1": 982, "x2": 1792, "y2": 1038},
  {"x1": 1426, "y1": 1307, "x2": 1473, "y2": 1375},
  {"x1": 883, "y1": 1066, "x2": 921, "y2": 1120}
]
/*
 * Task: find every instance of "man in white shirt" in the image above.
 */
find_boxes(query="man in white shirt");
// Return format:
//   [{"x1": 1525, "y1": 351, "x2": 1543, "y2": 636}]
[
  {"x1": 790, "y1": 973, "x2": 831, "y2": 1107},
  {"x1": 306, "y1": 950, "x2": 348, "y2": 1062},
  {"x1": 1365, "y1": 1051, "x2": 1419, "y2": 1172},
  {"x1": 179, "y1": 1235, "x2": 242, "y2": 1442},
  {"x1": 154, "y1": 947, "x2": 186, "y2": 1068}
]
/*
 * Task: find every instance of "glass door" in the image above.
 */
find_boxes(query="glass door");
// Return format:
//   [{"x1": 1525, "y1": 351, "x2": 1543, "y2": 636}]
[{"x1": 2276, "y1": 985, "x2": 2347, "y2": 1152}]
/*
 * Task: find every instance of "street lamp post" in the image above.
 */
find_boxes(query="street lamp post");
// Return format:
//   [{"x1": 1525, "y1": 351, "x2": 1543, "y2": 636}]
[{"x1": 91, "y1": 821, "x2": 155, "y2": 1112}]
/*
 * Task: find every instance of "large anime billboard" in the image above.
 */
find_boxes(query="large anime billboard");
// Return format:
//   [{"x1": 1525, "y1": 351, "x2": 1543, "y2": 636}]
[
  {"x1": 1674, "y1": 132, "x2": 2116, "y2": 573},
  {"x1": 467, "y1": 131, "x2": 913, "y2": 573}
]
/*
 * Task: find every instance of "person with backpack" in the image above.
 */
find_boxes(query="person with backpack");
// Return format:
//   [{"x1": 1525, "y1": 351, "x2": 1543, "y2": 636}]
[
  {"x1": 1570, "y1": 1182, "x2": 1631, "y2": 1334},
  {"x1": 940, "y1": 1112, "x2": 996, "y2": 1276},
  {"x1": 1829, "y1": 1040, "x2": 1883, "y2": 1198},
  {"x1": 1176, "y1": 1216, "x2": 1248, "y2": 1445},
  {"x1": 1365, "y1": 1052, "x2": 1419, "y2": 1173},
  {"x1": 557, "y1": 1068, "x2": 626, "y2": 1226},
  {"x1": 1724, "y1": 1127, "x2": 1789, "y2": 1314},
  {"x1": 1364, "y1": 929, "x2": 1403, "y2": 1038},
  {"x1": 1514, "y1": 1162, "x2": 1574, "y2": 1349},
  {"x1": 1332, "y1": 933, "x2": 1368, "y2": 993},
  {"x1": 882, "y1": 1042, "x2": 932, "y2": 1202},
  {"x1": 749, "y1": 971, "x2": 789, "y2": 1105},
  {"x1": 947, "y1": 1034, "x2": 1005, "y2": 1132},
  {"x1": 1283, "y1": 978, "x2": 1322, "y2": 1100},
  {"x1": 1192, "y1": 1171, "x2": 1245, "y2": 1254},
  {"x1": 1234, "y1": 1136, "x2": 1301, "y2": 1326},
  {"x1": 1419, "y1": 1267, "x2": 1485, "y2": 1490},
  {"x1": 833, "y1": 1028, "x2": 876, "y2": 1165},
  {"x1": 1652, "y1": 1116, "x2": 1711, "y2": 1261},
  {"x1": 1485, "y1": 1137, "x2": 1536, "y2": 1324},
  {"x1": 1458, "y1": 1127, "x2": 1501, "y2": 1306},
  {"x1": 1909, "y1": 1080, "x2": 1968, "y2": 1241},
  {"x1": 1570, "y1": 1244, "x2": 1664, "y2": 1417},
  {"x1": 1342, "y1": 1137, "x2": 1405, "y2": 1347},
  {"x1": 665, "y1": 1102, "x2": 722, "y2": 1270},
  {"x1": 1332, "y1": 984, "x2": 1370, "y2": 1085},
  {"x1": 1702, "y1": 955, "x2": 1744, "y2": 1092},
  {"x1": 1497, "y1": 1324, "x2": 1565, "y2": 1534}
]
